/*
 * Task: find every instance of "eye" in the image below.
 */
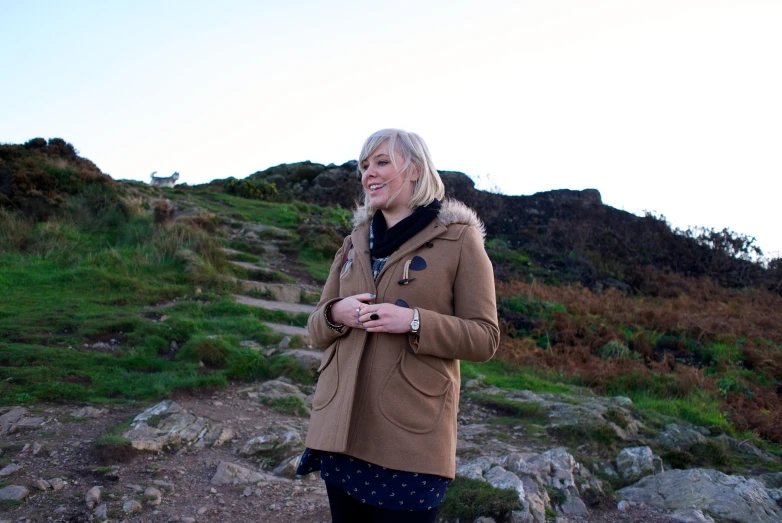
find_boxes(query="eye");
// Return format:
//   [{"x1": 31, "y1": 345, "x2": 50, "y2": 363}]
[
  {"x1": 378, "y1": 160, "x2": 388, "y2": 166},
  {"x1": 360, "y1": 164, "x2": 368, "y2": 171}
]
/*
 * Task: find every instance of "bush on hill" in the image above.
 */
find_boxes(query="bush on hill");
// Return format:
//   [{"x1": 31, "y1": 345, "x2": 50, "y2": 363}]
[
  {"x1": 223, "y1": 177, "x2": 282, "y2": 202},
  {"x1": 0, "y1": 138, "x2": 113, "y2": 220}
]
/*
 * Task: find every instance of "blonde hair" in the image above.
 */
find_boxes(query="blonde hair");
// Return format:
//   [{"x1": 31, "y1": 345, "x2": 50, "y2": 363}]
[{"x1": 354, "y1": 129, "x2": 445, "y2": 225}]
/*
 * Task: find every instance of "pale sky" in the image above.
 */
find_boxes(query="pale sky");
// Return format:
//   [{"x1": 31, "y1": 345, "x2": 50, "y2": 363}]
[{"x1": 2, "y1": 0, "x2": 780, "y2": 257}]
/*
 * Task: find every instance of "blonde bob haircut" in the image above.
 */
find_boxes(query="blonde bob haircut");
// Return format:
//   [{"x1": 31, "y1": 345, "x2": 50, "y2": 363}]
[{"x1": 354, "y1": 129, "x2": 445, "y2": 224}]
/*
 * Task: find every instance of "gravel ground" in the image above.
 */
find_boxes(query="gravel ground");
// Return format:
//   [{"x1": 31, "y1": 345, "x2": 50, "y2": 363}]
[{"x1": 0, "y1": 383, "x2": 682, "y2": 523}]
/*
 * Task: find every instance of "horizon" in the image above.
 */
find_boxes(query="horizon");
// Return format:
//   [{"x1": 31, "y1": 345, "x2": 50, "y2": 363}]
[{"x1": 1, "y1": 0, "x2": 780, "y2": 257}]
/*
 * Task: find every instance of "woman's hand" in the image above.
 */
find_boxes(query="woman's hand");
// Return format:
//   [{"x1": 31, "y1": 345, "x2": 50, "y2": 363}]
[
  {"x1": 329, "y1": 293, "x2": 376, "y2": 329},
  {"x1": 358, "y1": 303, "x2": 415, "y2": 334}
]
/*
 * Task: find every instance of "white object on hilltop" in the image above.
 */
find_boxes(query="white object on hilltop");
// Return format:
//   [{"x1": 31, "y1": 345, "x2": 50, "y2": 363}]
[{"x1": 149, "y1": 171, "x2": 180, "y2": 187}]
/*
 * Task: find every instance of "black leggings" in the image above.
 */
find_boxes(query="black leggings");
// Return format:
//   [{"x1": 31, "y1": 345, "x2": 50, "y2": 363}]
[{"x1": 326, "y1": 482, "x2": 439, "y2": 523}]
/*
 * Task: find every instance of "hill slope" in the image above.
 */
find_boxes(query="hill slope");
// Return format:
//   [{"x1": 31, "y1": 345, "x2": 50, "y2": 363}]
[{"x1": 1, "y1": 138, "x2": 781, "y2": 521}]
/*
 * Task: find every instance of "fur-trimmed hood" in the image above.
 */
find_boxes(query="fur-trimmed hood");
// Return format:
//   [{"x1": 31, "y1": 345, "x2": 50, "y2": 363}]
[{"x1": 352, "y1": 198, "x2": 486, "y2": 240}]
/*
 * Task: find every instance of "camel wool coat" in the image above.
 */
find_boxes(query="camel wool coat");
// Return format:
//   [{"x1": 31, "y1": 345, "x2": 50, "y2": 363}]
[{"x1": 304, "y1": 199, "x2": 500, "y2": 479}]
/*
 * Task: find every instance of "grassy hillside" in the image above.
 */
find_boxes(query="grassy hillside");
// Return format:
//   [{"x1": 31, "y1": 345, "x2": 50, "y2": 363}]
[
  {"x1": 1, "y1": 138, "x2": 780, "y2": 459},
  {"x1": 0, "y1": 139, "x2": 344, "y2": 404}
]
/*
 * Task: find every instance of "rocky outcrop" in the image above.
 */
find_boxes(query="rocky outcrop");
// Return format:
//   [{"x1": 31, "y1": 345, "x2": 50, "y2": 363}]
[
  {"x1": 248, "y1": 160, "x2": 363, "y2": 210},
  {"x1": 615, "y1": 446, "x2": 663, "y2": 483},
  {"x1": 617, "y1": 468, "x2": 782, "y2": 523},
  {"x1": 654, "y1": 423, "x2": 707, "y2": 451},
  {"x1": 239, "y1": 425, "x2": 303, "y2": 461},
  {"x1": 470, "y1": 385, "x2": 641, "y2": 442},
  {"x1": 457, "y1": 447, "x2": 597, "y2": 522},
  {"x1": 121, "y1": 400, "x2": 235, "y2": 451},
  {"x1": 247, "y1": 160, "x2": 775, "y2": 292}
]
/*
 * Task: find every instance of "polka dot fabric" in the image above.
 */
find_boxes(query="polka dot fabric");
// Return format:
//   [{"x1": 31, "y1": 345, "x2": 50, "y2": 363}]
[{"x1": 297, "y1": 449, "x2": 450, "y2": 511}]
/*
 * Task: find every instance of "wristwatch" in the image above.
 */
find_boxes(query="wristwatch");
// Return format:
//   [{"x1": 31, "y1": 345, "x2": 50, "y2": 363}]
[{"x1": 410, "y1": 308, "x2": 420, "y2": 333}]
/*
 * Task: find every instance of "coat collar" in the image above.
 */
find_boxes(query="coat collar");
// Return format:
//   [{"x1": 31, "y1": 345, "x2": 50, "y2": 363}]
[
  {"x1": 352, "y1": 198, "x2": 485, "y2": 240},
  {"x1": 349, "y1": 198, "x2": 485, "y2": 284}
]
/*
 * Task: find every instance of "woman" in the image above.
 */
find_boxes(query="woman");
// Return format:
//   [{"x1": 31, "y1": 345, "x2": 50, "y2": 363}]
[{"x1": 297, "y1": 129, "x2": 499, "y2": 522}]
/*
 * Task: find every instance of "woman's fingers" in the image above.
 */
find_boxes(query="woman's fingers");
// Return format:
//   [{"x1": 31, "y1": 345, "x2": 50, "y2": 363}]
[
  {"x1": 352, "y1": 293, "x2": 376, "y2": 303},
  {"x1": 359, "y1": 304, "x2": 415, "y2": 333},
  {"x1": 329, "y1": 294, "x2": 376, "y2": 328}
]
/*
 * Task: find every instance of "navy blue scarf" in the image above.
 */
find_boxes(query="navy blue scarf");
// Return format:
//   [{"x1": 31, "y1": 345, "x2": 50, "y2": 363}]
[{"x1": 369, "y1": 199, "x2": 441, "y2": 259}]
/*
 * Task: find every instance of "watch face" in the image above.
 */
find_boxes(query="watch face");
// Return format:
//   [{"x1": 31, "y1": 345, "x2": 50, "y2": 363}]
[{"x1": 411, "y1": 320, "x2": 420, "y2": 330}]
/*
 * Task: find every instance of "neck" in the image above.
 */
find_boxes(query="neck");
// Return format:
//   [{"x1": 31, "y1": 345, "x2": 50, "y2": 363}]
[{"x1": 381, "y1": 207, "x2": 414, "y2": 229}]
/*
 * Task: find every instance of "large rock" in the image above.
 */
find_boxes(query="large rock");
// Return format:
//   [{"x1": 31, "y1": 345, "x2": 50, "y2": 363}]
[
  {"x1": 670, "y1": 509, "x2": 717, "y2": 523},
  {"x1": 0, "y1": 407, "x2": 26, "y2": 434},
  {"x1": 459, "y1": 447, "x2": 591, "y2": 521},
  {"x1": 489, "y1": 387, "x2": 641, "y2": 441},
  {"x1": 485, "y1": 466, "x2": 529, "y2": 512},
  {"x1": 254, "y1": 378, "x2": 308, "y2": 402},
  {"x1": 273, "y1": 455, "x2": 302, "y2": 479},
  {"x1": 0, "y1": 485, "x2": 30, "y2": 501},
  {"x1": 8, "y1": 416, "x2": 44, "y2": 433},
  {"x1": 85, "y1": 485, "x2": 102, "y2": 509},
  {"x1": 759, "y1": 472, "x2": 782, "y2": 488},
  {"x1": 715, "y1": 434, "x2": 779, "y2": 462},
  {"x1": 210, "y1": 461, "x2": 285, "y2": 485},
  {"x1": 280, "y1": 349, "x2": 322, "y2": 373},
  {"x1": 456, "y1": 456, "x2": 495, "y2": 481},
  {"x1": 240, "y1": 425, "x2": 303, "y2": 460},
  {"x1": 0, "y1": 464, "x2": 22, "y2": 477},
  {"x1": 617, "y1": 468, "x2": 782, "y2": 523},
  {"x1": 654, "y1": 423, "x2": 706, "y2": 451},
  {"x1": 71, "y1": 406, "x2": 107, "y2": 419},
  {"x1": 615, "y1": 446, "x2": 662, "y2": 484},
  {"x1": 121, "y1": 400, "x2": 233, "y2": 452}
]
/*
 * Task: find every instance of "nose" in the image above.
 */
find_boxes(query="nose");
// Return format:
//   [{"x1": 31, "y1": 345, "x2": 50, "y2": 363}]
[{"x1": 361, "y1": 167, "x2": 376, "y2": 184}]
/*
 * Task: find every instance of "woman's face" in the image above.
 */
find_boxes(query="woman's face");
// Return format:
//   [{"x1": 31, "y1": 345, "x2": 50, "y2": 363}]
[{"x1": 361, "y1": 141, "x2": 418, "y2": 216}]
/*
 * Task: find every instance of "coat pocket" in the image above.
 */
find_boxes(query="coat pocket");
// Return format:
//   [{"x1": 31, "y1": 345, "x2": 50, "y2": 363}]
[
  {"x1": 312, "y1": 344, "x2": 339, "y2": 411},
  {"x1": 379, "y1": 352, "x2": 451, "y2": 434}
]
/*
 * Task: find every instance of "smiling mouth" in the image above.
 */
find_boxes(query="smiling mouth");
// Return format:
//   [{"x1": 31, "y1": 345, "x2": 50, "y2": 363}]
[{"x1": 369, "y1": 184, "x2": 383, "y2": 191}]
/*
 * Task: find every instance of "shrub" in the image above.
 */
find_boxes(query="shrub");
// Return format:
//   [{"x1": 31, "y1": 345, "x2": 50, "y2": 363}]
[
  {"x1": 223, "y1": 178, "x2": 279, "y2": 202},
  {"x1": 439, "y1": 477, "x2": 521, "y2": 522},
  {"x1": 598, "y1": 340, "x2": 640, "y2": 361},
  {"x1": 178, "y1": 336, "x2": 232, "y2": 368}
]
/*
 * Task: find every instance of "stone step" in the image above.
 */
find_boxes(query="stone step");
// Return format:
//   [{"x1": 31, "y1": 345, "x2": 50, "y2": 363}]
[
  {"x1": 264, "y1": 323, "x2": 314, "y2": 349},
  {"x1": 224, "y1": 277, "x2": 320, "y2": 304},
  {"x1": 229, "y1": 260, "x2": 274, "y2": 272},
  {"x1": 233, "y1": 294, "x2": 316, "y2": 315}
]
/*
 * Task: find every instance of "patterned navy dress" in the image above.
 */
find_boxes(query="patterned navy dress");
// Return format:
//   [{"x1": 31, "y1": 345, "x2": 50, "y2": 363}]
[{"x1": 296, "y1": 449, "x2": 450, "y2": 511}]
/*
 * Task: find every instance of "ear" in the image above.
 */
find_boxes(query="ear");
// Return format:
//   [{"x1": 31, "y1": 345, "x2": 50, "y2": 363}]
[{"x1": 409, "y1": 163, "x2": 421, "y2": 182}]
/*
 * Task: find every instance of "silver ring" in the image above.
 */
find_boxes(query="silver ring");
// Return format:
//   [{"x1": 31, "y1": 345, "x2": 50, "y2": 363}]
[{"x1": 356, "y1": 307, "x2": 360, "y2": 316}]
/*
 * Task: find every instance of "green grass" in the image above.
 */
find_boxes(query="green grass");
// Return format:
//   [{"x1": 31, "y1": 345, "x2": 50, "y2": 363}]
[
  {"x1": 461, "y1": 360, "x2": 573, "y2": 394},
  {"x1": 467, "y1": 393, "x2": 547, "y2": 421},
  {"x1": 262, "y1": 396, "x2": 310, "y2": 416},
  {"x1": 297, "y1": 246, "x2": 333, "y2": 282},
  {"x1": 0, "y1": 182, "x2": 320, "y2": 405},
  {"x1": 171, "y1": 187, "x2": 303, "y2": 228},
  {"x1": 629, "y1": 390, "x2": 731, "y2": 431},
  {"x1": 439, "y1": 477, "x2": 521, "y2": 522},
  {"x1": 226, "y1": 251, "x2": 260, "y2": 263},
  {"x1": 95, "y1": 434, "x2": 132, "y2": 446}
]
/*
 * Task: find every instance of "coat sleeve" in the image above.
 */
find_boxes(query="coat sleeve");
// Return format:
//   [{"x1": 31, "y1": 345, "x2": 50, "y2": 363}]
[
  {"x1": 408, "y1": 225, "x2": 500, "y2": 362},
  {"x1": 307, "y1": 236, "x2": 351, "y2": 349}
]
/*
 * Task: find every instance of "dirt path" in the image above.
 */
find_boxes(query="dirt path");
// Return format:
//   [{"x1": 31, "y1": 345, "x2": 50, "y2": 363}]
[{"x1": 0, "y1": 385, "x2": 331, "y2": 523}]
